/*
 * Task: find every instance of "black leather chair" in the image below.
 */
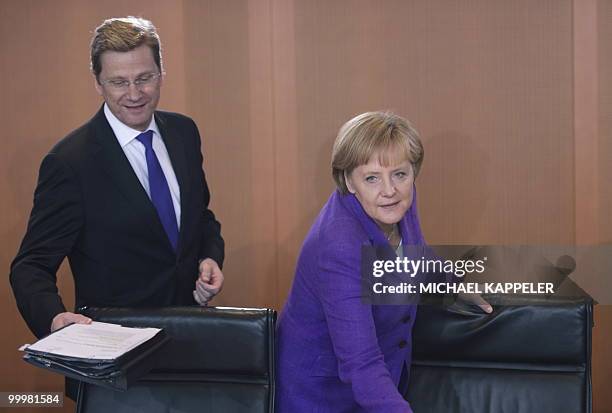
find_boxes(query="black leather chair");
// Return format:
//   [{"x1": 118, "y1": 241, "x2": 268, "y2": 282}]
[
  {"x1": 406, "y1": 295, "x2": 593, "y2": 413},
  {"x1": 76, "y1": 306, "x2": 276, "y2": 413}
]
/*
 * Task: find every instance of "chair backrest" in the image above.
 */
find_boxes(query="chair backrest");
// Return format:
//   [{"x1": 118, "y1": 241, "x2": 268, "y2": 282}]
[
  {"x1": 406, "y1": 295, "x2": 593, "y2": 413},
  {"x1": 76, "y1": 306, "x2": 276, "y2": 413}
]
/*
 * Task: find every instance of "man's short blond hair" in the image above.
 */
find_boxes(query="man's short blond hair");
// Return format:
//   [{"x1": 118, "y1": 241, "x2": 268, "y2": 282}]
[
  {"x1": 90, "y1": 16, "x2": 162, "y2": 81},
  {"x1": 332, "y1": 111, "x2": 424, "y2": 194}
]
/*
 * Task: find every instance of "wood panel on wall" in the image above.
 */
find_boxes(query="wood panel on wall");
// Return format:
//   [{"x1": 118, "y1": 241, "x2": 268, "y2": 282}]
[
  {"x1": 594, "y1": 1, "x2": 612, "y2": 412},
  {"x1": 1, "y1": 0, "x2": 610, "y2": 411},
  {"x1": 288, "y1": 0, "x2": 575, "y2": 248},
  {"x1": 598, "y1": 0, "x2": 612, "y2": 241}
]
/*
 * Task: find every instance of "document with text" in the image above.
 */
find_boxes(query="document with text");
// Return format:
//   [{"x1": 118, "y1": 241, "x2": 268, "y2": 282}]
[{"x1": 23, "y1": 322, "x2": 162, "y2": 360}]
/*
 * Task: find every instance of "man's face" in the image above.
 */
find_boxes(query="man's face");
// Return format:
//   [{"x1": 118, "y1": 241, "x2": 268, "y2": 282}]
[{"x1": 94, "y1": 44, "x2": 162, "y2": 131}]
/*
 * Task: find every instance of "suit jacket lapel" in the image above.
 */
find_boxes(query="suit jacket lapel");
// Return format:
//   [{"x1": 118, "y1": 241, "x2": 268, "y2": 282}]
[
  {"x1": 155, "y1": 112, "x2": 191, "y2": 254},
  {"x1": 339, "y1": 192, "x2": 388, "y2": 246},
  {"x1": 89, "y1": 107, "x2": 174, "y2": 252}
]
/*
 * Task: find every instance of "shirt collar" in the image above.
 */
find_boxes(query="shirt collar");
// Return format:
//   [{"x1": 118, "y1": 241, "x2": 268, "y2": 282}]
[{"x1": 103, "y1": 103, "x2": 161, "y2": 147}]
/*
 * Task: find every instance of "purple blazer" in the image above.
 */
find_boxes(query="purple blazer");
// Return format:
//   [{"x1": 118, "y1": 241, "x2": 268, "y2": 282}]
[{"x1": 276, "y1": 190, "x2": 426, "y2": 413}]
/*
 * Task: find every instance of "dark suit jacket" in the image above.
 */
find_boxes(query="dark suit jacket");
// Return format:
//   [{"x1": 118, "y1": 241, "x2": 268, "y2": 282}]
[{"x1": 10, "y1": 106, "x2": 225, "y2": 338}]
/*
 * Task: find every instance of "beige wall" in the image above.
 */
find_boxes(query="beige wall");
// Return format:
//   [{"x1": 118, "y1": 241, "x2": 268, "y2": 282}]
[{"x1": 1, "y1": 1, "x2": 610, "y2": 412}]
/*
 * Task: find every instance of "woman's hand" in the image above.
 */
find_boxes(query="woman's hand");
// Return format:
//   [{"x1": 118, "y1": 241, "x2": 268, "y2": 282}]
[{"x1": 456, "y1": 292, "x2": 493, "y2": 313}]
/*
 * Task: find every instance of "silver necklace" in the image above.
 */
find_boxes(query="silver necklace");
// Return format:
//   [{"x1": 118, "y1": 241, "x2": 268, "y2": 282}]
[{"x1": 385, "y1": 224, "x2": 397, "y2": 241}]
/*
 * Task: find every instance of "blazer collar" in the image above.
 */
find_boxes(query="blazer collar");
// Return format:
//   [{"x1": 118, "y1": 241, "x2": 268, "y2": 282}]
[
  {"x1": 154, "y1": 111, "x2": 191, "y2": 199},
  {"x1": 337, "y1": 187, "x2": 425, "y2": 247}
]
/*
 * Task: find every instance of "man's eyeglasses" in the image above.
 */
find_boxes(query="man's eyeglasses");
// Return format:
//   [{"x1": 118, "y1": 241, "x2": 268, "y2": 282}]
[{"x1": 99, "y1": 72, "x2": 163, "y2": 90}]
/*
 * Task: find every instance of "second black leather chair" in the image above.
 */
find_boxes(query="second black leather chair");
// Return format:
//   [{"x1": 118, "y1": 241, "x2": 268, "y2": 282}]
[{"x1": 76, "y1": 306, "x2": 276, "y2": 413}]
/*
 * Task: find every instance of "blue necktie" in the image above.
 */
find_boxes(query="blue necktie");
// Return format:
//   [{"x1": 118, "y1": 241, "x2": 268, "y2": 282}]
[{"x1": 136, "y1": 130, "x2": 179, "y2": 251}]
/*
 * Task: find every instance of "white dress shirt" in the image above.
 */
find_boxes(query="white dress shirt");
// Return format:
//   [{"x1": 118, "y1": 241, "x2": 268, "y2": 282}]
[{"x1": 104, "y1": 104, "x2": 181, "y2": 228}]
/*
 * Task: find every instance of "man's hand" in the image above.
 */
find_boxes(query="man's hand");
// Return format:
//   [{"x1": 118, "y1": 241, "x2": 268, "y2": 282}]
[
  {"x1": 193, "y1": 258, "x2": 224, "y2": 306},
  {"x1": 50, "y1": 312, "x2": 92, "y2": 332}
]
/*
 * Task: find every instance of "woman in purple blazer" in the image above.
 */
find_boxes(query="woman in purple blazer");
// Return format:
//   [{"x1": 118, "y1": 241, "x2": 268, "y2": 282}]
[{"x1": 276, "y1": 111, "x2": 490, "y2": 412}]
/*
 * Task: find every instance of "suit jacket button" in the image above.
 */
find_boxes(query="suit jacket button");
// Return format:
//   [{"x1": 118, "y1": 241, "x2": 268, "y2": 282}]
[
  {"x1": 402, "y1": 315, "x2": 411, "y2": 323},
  {"x1": 399, "y1": 340, "x2": 408, "y2": 348}
]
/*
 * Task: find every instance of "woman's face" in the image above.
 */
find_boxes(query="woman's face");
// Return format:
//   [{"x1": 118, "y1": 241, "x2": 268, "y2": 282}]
[{"x1": 347, "y1": 154, "x2": 414, "y2": 232}]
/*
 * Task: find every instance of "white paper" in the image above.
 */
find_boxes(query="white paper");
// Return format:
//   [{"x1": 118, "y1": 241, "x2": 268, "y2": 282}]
[{"x1": 24, "y1": 322, "x2": 161, "y2": 360}]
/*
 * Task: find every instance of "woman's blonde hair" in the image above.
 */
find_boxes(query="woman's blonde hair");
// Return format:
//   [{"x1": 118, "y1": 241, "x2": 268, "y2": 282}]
[{"x1": 332, "y1": 111, "x2": 424, "y2": 194}]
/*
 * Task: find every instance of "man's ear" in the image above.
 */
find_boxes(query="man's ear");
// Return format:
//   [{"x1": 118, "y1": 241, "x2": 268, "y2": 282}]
[
  {"x1": 345, "y1": 171, "x2": 356, "y2": 194},
  {"x1": 94, "y1": 75, "x2": 103, "y2": 96}
]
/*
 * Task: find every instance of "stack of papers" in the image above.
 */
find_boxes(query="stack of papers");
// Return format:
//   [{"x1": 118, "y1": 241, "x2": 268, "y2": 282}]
[
  {"x1": 21, "y1": 322, "x2": 168, "y2": 391},
  {"x1": 25, "y1": 322, "x2": 162, "y2": 359}
]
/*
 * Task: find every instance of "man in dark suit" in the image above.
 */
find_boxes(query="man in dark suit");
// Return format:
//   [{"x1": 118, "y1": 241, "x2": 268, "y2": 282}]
[{"x1": 10, "y1": 17, "x2": 225, "y2": 340}]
